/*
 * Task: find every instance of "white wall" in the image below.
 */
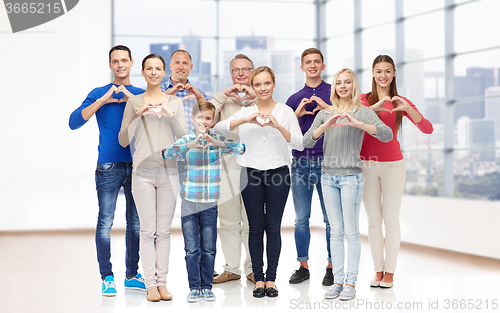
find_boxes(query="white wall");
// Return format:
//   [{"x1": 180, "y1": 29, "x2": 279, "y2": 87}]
[
  {"x1": 0, "y1": 0, "x2": 113, "y2": 230},
  {"x1": 1, "y1": 1, "x2": 498, "y2": 261}
]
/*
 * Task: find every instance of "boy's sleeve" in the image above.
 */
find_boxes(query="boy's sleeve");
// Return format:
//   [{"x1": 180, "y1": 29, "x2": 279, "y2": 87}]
[
  {"x1": 162, "y1": 135, "x2": 190, "y2": 159},
  {"x1": 218, "y1": 135, "x2": 246, "y2": 156}
]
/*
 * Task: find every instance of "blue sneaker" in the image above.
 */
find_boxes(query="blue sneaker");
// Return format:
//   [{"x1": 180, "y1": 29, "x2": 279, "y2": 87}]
[
  {"x1": 124, "y1": 273, "x2": 146, "y2": 291},
  {"x1": 201, "y1": 289, "x2": 216, "y2": 301},
  {"x1": 187, "y1": 289, "x2": 200, "y2": 303},
  {"x1": 102, "y1": 275, "x2": 117, "y2": 296}
]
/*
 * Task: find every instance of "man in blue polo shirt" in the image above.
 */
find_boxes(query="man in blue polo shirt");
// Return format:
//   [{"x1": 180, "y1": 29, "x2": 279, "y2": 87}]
[
  {"x1": 286, "y1": 48, "x2": 333, "y2": 286},
  {"x1": 69, "y1": 45, "x2": 146, "y2": 296}
]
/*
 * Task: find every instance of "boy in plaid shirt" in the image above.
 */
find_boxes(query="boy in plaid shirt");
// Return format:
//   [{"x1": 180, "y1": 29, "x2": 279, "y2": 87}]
[{"x1": 162, "y1": 101, "x2": 245, "y2": 302}]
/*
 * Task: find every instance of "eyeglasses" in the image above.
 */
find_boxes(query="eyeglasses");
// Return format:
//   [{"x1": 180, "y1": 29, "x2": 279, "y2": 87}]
[{"x1": 230, "y1": 67, "x2": 253, "y2": 74}]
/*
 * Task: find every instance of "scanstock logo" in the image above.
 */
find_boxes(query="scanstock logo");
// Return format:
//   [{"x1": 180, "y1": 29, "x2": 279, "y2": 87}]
[{"x1": 3, "y1": 0, "x2": 79, "y2": 33}]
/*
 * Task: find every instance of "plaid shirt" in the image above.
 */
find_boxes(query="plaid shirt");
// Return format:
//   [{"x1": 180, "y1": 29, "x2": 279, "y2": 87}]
[
  {"x1": 161, "y1": 78, "x2": 208, "y2": 132},
  {"x1": 162, "y1": 130, "x2": 245, "y2": 203}
]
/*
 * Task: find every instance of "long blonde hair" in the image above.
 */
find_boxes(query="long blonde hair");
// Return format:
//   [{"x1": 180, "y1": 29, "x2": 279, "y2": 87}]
[{"x1": 326, "y1": 68, "x2": 362, "y2": 115}]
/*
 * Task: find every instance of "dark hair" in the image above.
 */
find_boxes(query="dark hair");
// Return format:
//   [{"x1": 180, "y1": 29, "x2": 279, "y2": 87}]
[
  {"x1": 109, "y1": 45, "x2": 132, "y2": 62},
  {"x1": 250, "y1": 66, "x2": 275, "y2": 86},
  {"x1": 230, "y1": 54, "x2": 254, "y2": 70},
  {"x1": 301, "y1": 48, "x2": 324, "y2": 64},
  {"x1": 192, "y1": 100, "x2": 216, "y2": 117},
  {"x1": 141, "y1": 53, "x2": 166, "y2": 70},
  {"x1": 367, "y1": 55, "x2": 403, "y2": 133},
  {"x1": 170, "y1": 49, "x2": 192, "y2": 62}
]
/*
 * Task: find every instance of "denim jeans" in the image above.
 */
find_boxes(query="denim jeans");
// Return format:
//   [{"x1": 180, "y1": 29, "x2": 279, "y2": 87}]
[
  {"x1": 241, "y1": 166, "x2": 290, "y2": 282},
  {"x1": 95, "y1": 162, "x2": 140, "y2": 279},
  {"x1": 181, "y1": 200, "x2": 218, "y2": 290},
  {"x1": 321, "y1": 172, "x2": 364, "y2": 286},
  {"x1": 291, "y1": 157, "x2": 331, "y2": 263}
]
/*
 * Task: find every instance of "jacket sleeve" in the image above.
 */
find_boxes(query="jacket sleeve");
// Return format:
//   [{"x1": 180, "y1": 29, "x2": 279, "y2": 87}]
[
  {"x1": 303, "y1": 110, "x2": 326, "y2": 148},
  {"x1": 118, "y1": 97, "x2": 140, "y2": 148},
  {"x1": 361, "y1": 107, "x2": 393, "y2": 143}
]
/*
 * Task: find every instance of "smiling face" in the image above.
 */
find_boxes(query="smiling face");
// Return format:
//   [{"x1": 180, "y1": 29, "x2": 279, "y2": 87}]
[
  {"x1": 109, "y1": 50, "x2": 133, "y2": 80},
  {"x1": 141, "y1": 58, "x2": 166, "y2": 86},
  {"x1": 252, "y1": 71, "x2": 275, "y2": 102},
  {"x1": 301, "y1": 53, "x2": 325, "y2": 79},
  {"x1": 372, "y1": 61, "x2": 395, "y2": 90},
  {"x1": 191, "y1": 109, "x2": 215, "y2": 135},
  {"x1": 335, "y1": 71, "x2": 354, "y2": 100},
  {"x1": 230, "y1": 58, "x2": 253, "y2": 86},
  {"x1": 169, "y1": 51, "x2": 193, "y2": 83}
]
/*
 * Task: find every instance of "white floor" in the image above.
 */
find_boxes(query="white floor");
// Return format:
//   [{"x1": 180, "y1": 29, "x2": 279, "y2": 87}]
[{"x1": 1, "y1": 228, "x2": 499, "y2": 313}]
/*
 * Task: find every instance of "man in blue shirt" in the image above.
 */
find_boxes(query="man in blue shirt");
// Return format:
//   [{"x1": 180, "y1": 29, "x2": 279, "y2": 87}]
[{"x1": 69, "y1": 45, "x2": 146, "y2": 296}]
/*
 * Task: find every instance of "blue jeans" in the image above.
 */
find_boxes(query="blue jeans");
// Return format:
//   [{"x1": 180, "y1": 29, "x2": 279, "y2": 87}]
[
  {"x1": 321, "y1": 172, "x2": 364, "y2": 286},
  {"x1": 95, "y1": 162, "x2": 140, "y2": 279},
  {"x1": 241, "y1": 166, "x2": 290, "y2": 282},
  {"x1": 291, "y1": 157, "x2": 331, "y2": 263},
  {"x1": 181, "y1": 200, "x2": 218, "y2": 290}
]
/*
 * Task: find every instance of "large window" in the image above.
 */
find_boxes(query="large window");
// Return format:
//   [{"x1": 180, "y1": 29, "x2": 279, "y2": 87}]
[{"x1": 114, "y1": 0, "x2": 500, "y2": 200}]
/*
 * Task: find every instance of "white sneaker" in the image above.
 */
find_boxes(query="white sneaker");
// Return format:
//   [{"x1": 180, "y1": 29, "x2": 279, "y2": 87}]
[
  {"x1": 324, "y1": 284, "x2": 343, "y2": 299},
  {"x1": 339, "y1": 285, "x2": 356, "y2": 301}
]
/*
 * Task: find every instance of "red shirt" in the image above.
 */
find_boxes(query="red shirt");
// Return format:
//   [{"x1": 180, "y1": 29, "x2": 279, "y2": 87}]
[{"x1": 359, "y1": 93, "x2": 433, "y2": 162}]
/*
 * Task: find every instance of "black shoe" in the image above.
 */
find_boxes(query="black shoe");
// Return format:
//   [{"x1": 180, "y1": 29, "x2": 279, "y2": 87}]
[
  {"x1": 322, "y1": 268, "x2": 334, "y2": 286},
  {"x1": 289, "y1": 266, "x2": 310, "y2": 284},
  {"x1": 253, "y1": 286, "x2": 266, "y2": 298},
  {"x1": 265, "y1": 286, "x2": 278, "y2": 297},
  {"x1": 213, "y1": 270, "x2": 219, "y2": 277}
]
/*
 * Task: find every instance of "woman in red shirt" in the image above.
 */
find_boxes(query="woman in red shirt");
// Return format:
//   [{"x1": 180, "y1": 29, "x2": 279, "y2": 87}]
[{"x1": 360, "y1": 55, "x2": 433, "y2": 288}]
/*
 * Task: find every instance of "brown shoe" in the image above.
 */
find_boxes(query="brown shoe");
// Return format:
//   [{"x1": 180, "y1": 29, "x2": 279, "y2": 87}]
[
  {"x1": 246, "y1": 273, "x2": 255, "y2": 283},
  {"x1": 158, "y1": 285, "x2": 173, "y2": 301},
  {"x1": 212, "y1": 271, "x2": 241, "y2": 284},
  {"x1": 146, "y1": 286, "x2": 161, "y2": 302}
]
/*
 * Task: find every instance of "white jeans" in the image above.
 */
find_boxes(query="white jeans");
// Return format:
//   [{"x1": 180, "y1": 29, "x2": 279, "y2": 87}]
[
  {"x1": 132, "y1": 167, "x2": 179, "y2": 288},
  {"x1": 362, "y1": 160, "x2": 406, "y2": 274},
  {"x1": 217, "y1": 162, "x2": 252, "y2": 276}
]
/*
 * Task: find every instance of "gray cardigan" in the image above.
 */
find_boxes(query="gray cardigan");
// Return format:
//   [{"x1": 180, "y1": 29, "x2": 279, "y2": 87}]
[{"x1": 303, "y1": 106, "x2": 393, "y2": 176}]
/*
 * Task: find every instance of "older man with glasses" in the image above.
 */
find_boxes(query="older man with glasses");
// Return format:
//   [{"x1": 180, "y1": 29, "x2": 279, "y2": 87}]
[{"x1": 210, "y1": 54, "x2": 257, "y2": 284}]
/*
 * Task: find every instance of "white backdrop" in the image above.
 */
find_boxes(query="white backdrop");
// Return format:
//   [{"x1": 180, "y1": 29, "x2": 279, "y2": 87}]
[
  {"x1": 0, "y1": 0, "x2": 112, "y2": 230},
  {"x1": 0, "y1": 1, "x2": 498, "y2": 261}
]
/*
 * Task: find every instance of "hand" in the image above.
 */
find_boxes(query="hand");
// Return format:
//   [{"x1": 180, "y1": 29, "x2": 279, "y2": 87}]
[
  {"x1": 338, "y1": 113, "x2": 361, "y2": 128},
  {"x1": 223, "y1": 84, "x2": 241, "y2": 98},
  {"x1": 183, "y1": 84, "x2": 206, "y2": 101},
  {"x1": 260, "y1": 114, "x2": 280, "y2": 128},
  {"x1": 116, "y1": 85, "x2": 133, "y2": 103},
  {"x1": 205, "y1": 135, "x2": 226, "y2": 148},
  {"x1": 156, "y1": 102, "x2": 174, "y2": 117},
  {"x1": 321, "y1": 114, "x2": 346, "y2": 130},
  {"x1": 244, "y1": 111, "x2": 265, "y2": 127},
  {"x1": 164, "y1": 83, "x2": 185, "y2": 96},
  {"x1": 370, "y1": 96, "x2": 391, "y2": 112},
  {"x1": 239, "y1": 85, "x2": 256, "y2": 102},
  {"x1": 390, "y1": 96, "x2": 410, "y2": 113},
  {"x1": 99, "y1": 85, "x2": 125, "y2": 105},
  {"x1": 186, "y1": 133, "x2": 208, "y2": 149},
  {"x1": 310, "y1": 96, "x2": 330, "y2": 113},
  {"x1": 136, "y1": 102, "x2": 157, "y2": 116},
  {"x1": 295, "y1": 98, "x2": 314, "y2": 118}
]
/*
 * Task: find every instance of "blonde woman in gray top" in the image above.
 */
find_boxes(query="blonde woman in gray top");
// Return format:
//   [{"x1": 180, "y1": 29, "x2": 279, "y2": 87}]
[
  {"x1": 119, "y1": 54, "x2": 188, "y2": 302},
  {"x1": 303, "y1": 68, "x2": 392, "y2": 301}
]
